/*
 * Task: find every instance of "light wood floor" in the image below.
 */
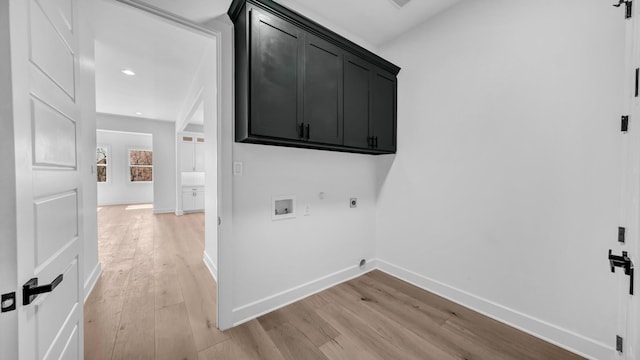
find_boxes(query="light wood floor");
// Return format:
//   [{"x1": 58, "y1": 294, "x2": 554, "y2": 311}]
[{"x1": 85, "y1": 205, "x2": 584, "y2": 360}]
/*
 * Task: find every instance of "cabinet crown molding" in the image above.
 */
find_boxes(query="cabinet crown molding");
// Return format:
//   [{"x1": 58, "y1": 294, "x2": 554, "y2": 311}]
[{"x1": 227, "y1": 0, "x2": 401, "y2": 76}]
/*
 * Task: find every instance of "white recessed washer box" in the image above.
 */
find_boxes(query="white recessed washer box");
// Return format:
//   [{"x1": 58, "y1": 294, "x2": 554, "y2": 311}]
[{"x1": 272, "y1": 195, "x2": 296, "y2": 220}]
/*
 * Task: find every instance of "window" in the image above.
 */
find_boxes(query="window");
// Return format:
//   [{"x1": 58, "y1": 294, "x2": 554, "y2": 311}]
[
  {"x1": 96, "y1": 146, "x2": 108, "y2": 182},
  {"x1": 129, "y1": 149, "x2": 153, "y2": 182}
]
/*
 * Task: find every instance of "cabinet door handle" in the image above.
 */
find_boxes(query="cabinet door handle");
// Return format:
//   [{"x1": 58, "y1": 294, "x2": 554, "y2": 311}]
[{"x1": 305, "y1": 124, "x2": 310, "y2": 140}]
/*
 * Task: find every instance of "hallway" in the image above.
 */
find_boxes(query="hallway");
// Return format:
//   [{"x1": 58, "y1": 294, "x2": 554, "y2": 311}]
[{"x1": 84, "y1": 205, "x2": 222, "y2": 359}]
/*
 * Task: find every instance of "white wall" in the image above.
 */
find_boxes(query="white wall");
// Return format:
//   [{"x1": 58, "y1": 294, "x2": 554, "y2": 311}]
[
  {"x1": 376, "y1": 0, "x2": 626, "y2": 358},
  {"x1": 230, "y1": 143, "x2": 378, "y2": 324},
  {"x1": 220, "y1": 1, "x2": 387, "y2": 326},
  {"x1": 96, "y1": 130, "x2": 153, "y2": 206},
  {"x1": 97, "y1": 113, "x2": 176, "y2": 213},
  {"x1": 273, "y1": 0, "x2": 377, "y2": 53}
]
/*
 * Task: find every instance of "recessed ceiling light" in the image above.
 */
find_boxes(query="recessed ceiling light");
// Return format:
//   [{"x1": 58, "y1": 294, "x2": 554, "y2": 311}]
[
  {"x1": 121, "y1": 69, "x2": 136, "y2": 76},
  {"x1": 135, "y1": 112, "x2": 143, "y2": 116}
]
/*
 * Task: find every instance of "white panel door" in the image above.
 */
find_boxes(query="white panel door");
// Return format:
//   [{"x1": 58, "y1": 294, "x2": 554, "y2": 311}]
[{"x1": 7, "y1": 0, "x2": 87, "y2": 359}]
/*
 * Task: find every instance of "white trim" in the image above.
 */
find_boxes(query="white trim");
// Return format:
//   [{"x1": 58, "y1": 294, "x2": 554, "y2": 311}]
[
  {"x1": 114, "y1": 0, "x2": 217, "y2": 37},
  {"x1": 203, "y1": 251, "x2": 217, "y2": 282},
  {"x1": 153, "y1": 208, "x2": 174, "y2": 214},
  {"x1": 97, "y1": 200, "x2": 153, "y2": 207},
  {"x1": 209, "y1": 16, "x2": 234, "y2": 331},
  {"x1": 375, "y1": 259, "x2": 612, "y2": 360},
  {"x1": 97, "y1": 128, "x2": 153, "y2": 136},
  {"x1": 83, "y1": 262, "x2": 102, "y2": 303},
  {"x1": 175, "y1": 210, "x2": 184, "y2": 216},
  {"x1": 231, "y1": 259, "x2": 378, "y2": 327}
]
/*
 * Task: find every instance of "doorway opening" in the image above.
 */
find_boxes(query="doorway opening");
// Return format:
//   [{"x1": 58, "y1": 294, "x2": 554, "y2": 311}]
[{"x1": 85, "y1": 0, "x2": 220, "y2": 358}]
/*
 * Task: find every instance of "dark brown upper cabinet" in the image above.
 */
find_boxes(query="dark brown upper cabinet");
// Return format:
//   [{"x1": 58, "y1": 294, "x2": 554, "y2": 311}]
[
  {"x1": 249, "y1": 10, "x2": 303, "y2": 141},
  {"x1": 343, "y1": 54, "x2": 373, "y2": 150},
  {"x1": 304, "y1": 34, "x2": 343, "y2": 145},
  {"x1": 229, "y1": 0, "x2": 400, "y2": 154},
  {"x1": 371, "y1": 69, "x2": 397, "y2": 152}
]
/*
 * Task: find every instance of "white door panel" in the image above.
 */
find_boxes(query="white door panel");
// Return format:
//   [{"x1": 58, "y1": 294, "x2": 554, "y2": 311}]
[
  {"x1": 36, "y1": 260, "x2": 79, "y2": 359},
  {"x1": 7, "y1": 0, "x2": 86, "y2": 359},
  {"x1": 31, "y1": 96, "x2": 77, "y2": 168},
  {"x1": 29, "y1": 0, "x2": 76, "y2": 99},
  {"x1": 58, "y1": 325, "x2": 79, "y2": 360},
  {"x1": 36, "y1": 0, "x2": 74, "y2": 37},
  {"x1": 34, "y1": 191, "x2": 78, "y2": 268}
]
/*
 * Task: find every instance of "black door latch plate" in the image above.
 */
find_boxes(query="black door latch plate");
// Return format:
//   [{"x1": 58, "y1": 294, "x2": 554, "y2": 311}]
[{"x1": 1, "y1": 292, "x2": 16, "y2": 312}]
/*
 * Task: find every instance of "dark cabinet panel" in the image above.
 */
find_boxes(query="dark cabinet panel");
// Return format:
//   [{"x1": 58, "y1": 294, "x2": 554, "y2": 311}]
[
  {"x1": 343, "y1": 56, "x2": 372, "y2": 149},
  {"x1": 304, "y1": 35, "x2": 343, "y2": 145},
  {"x1": 250, "y1": 9, "x2": 303, "y2": 140},
  {"x1": 231, "y1": 0, "x2": 399, "y2": 155},
  {"x1": 371, "y1": 70, "x2": 397, "y2": 152}
]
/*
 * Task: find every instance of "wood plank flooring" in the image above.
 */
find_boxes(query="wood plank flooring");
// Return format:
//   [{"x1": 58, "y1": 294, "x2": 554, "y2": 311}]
[{"x1": 85, "y1": 205, "x2": 584, "y2": 360}]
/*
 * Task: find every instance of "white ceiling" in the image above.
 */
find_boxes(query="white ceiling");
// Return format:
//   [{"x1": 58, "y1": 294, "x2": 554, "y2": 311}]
[
  {"x1": 137, "y1": 0, "x2": 462, "y2": 47},
  {"x1": 273, "y1": 0, "x2": 463, "y2": 47},
  {"x1": 94, "y1": 0, "x2": 214, "y2": 122},
  {"x1": 94, "y1": 0, "x2": 460, "y2": 123}
]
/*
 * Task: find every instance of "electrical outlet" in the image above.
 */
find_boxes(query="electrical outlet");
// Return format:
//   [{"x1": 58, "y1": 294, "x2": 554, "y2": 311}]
[{"x1": 350, "y1": 198, "x2": 357, "y2": 208}]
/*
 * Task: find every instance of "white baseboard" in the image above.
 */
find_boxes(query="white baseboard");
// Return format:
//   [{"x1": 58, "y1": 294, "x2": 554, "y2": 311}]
[
  {"x1": 83, "y1": 262, "x2": 102, "y2": 303},
  {"x1": 203, "y1": 251, "x2": 217, "y2": 282},
  {"x1": 375, "y1": 259, "x2": 612, "y2": 360},
  {"x1": 231, "y1": 259, "x2": 378, "y2": 327},
  {"x1": 97, "y1": 200, "x2": 152, "y2": 206},
  {"x1": 153, "y1": 208, "x2": 174, "y2": 214}
]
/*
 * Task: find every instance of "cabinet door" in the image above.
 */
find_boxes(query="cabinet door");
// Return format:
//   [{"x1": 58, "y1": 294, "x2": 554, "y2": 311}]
[
  {"x1": 183, "y1": 191, "x2": 195, "y2": 211},
  {"x1": 343, "y1": 55, "x2": 373, "y2": 149},
  {"x1": 304, "y1": 34, "x2": 343, "y2": 145},
  {"x1": 180, "y1": 139, "x2": 195, "y2": 172},
  {"x1": 371, "y1": 69, "x2": 397, "y2": 152},
  {"x1": 250, "y1": 9, "x2": 303, "y2": 140},
  {"x1": 194, "y1": 191, "x2": 205, "y2": 210},
  {"x1": 194, "y1": 137, "x2": 205, "y2": 172}
]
